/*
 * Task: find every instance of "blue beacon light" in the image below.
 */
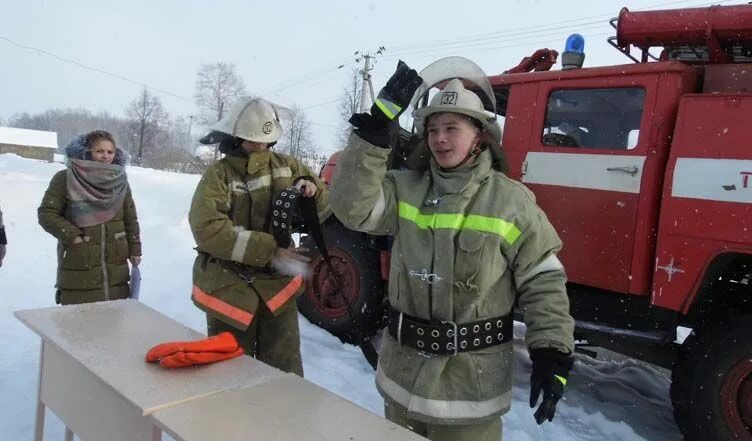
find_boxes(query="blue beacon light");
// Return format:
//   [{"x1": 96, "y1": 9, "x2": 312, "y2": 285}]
[{"x1": 562, "y1": 33, "x2": 586, "y2": 70}]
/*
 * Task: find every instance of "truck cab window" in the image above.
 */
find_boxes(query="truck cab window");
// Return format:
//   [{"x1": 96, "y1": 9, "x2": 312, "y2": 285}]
[{"x1": 542, "y1": 88, "x2": 645, "y2": 150}]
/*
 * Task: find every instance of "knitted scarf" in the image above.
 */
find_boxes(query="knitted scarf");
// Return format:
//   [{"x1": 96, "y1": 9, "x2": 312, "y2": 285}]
[{"x1": 65, "y1": 158, "x2": 128, "y2": 227}]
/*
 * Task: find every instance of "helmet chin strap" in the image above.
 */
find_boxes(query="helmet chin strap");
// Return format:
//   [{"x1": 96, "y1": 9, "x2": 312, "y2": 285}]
[
  {"x1": 448, "y1": 143, "x2": 481, "y2": 169},
  {"x1": 446, "y1": 129, "x2": 483, "y2": 169}
]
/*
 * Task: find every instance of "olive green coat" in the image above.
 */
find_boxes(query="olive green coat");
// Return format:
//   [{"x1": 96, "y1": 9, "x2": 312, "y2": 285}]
[
  {"x1": 38, "y1": 170, "x2": 141, "y2": 305},
  {"x1": 330, "y1": 135, "x2": 575, "y2": 425},
  {"x1": 189, "y1": 150, "x2": 330, "y2": 330}
]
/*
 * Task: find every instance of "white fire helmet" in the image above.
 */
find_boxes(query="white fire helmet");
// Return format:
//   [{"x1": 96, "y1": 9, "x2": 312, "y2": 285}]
[
  {"x1": 209, "y1": 97, "x2": 283, "y2": 144},
  {"x1": 412, "y1": 79, "x2": 502, "y2": 145}
]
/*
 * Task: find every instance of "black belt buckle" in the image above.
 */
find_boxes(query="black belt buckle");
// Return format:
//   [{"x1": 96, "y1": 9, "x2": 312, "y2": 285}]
[{"x1": 442, "y1": 320, "x2": 458, "y2": 355}]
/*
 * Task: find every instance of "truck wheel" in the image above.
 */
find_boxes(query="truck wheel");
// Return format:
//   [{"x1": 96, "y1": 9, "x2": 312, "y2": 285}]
[
  {"x1": 297, "y1": 218, "x2": 386, "y2": 349},
  {"x1": 671, "y1": 315, "x2": 752, "y2": 441}
]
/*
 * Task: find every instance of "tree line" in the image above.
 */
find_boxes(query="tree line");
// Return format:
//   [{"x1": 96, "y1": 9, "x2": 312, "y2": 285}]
[{"x1": 4, "y1": 62, "x2": 364, "y2": 174}]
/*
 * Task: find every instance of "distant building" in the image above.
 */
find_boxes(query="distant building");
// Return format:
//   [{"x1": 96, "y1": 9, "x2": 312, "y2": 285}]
[{"x1": 0, "y1": 127, "x2": 58, "y2": 162}]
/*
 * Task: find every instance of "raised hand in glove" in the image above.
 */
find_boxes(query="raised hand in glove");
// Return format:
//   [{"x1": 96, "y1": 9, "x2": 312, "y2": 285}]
[
  {"x1": 349, "y1": 60, "x2": 422, "y2": 148},
  {"x1": 529, "y1": 347, "x2": 574, "y2": 424}
]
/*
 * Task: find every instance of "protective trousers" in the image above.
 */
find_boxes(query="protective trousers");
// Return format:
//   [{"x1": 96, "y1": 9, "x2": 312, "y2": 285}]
[
  {"x1": 385, "y1": 399, "x2": 502, "y2": 441},
  {"x1": 206, "y1": 300, "x2": 303, "y2": 376}
]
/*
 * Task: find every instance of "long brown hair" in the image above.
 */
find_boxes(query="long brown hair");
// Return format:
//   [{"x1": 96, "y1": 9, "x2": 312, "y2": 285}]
[{"x1": 85, "y1": 130, "x2": 116, "y2": 149}]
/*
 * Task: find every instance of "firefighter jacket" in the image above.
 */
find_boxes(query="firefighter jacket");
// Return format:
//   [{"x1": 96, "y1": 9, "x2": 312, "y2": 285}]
[
  {"x1": 189, "y1": 149, "x2": 330, "y2": 330},
  {"x1": 38, "y1": 170, "x2": 141, "y2": 304},
  {"x1": 330, "y1": 134, "x2": 575, "y2": 425}
]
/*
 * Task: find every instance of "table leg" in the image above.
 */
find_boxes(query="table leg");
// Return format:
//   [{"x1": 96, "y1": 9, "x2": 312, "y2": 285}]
[
  {"x1": 34, "y1": 342, "x2": 46, "y2": 441},
  {"x1": 151, "y1": 425, "x2": 162, "y2": 441}
]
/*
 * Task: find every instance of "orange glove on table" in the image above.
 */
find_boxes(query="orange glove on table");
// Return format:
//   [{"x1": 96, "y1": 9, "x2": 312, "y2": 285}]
[
  {"x1": 145, "y1": 332, "x2": 245, "y2": 369},
  {"x1": 158, "y1": 348, "x2": 245, "y2": 369}
]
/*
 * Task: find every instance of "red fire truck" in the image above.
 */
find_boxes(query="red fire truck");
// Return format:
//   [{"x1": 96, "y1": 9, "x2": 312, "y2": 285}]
[{"x1": 298, "y1": 4, "x2": 752, "y2": 440}]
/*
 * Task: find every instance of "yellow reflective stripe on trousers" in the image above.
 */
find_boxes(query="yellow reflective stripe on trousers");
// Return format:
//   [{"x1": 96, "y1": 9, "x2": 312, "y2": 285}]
[
  {"x1": 374, "y1": 98, "x2": 401, "y2": 120},
  {"x1": 377, "y1": 368, "x2": 511, "y2": 420},
  {"x1": 398, "y1": 201, "x2": 522, "y2": 245}
]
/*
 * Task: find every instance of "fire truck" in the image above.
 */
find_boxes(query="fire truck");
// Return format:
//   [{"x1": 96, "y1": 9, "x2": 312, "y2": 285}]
[{"x1": 297, "y1": 4, "x2": 752, "y2": 440}]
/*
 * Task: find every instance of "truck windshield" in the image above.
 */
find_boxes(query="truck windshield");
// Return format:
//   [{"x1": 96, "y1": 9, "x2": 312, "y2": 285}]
[{"x1": 542, "y1": 87, "x2": 645, "y2": 150}]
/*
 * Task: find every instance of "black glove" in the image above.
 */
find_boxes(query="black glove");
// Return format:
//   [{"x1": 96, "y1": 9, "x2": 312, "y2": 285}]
[
  {"x1": 349, "y1": 60, "x2": 422, "y2": 148},
  {"x1": 529, "y1": 347, "x2": 574, "y2": 424}
]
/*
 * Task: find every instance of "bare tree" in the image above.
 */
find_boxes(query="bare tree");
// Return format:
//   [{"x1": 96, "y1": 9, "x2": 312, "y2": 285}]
[
  {"x1": 336, "y1": 68, "x2": 363, "y2": 149},
  {"x1": 277, "y1": 105, "x2": 316, "y2": 160},
  {"x1": 126, "y1": 88, "x2": 169, "y2": 166},
  {"x1": 7, "y1": 106, "x2": 198, "y2": 170},
  {"x1": 194, "y1": 62, "x2": 247, "y2": 160},
  {"x1": 9, "y1": 108, "x2": 131, "y2": 154}
]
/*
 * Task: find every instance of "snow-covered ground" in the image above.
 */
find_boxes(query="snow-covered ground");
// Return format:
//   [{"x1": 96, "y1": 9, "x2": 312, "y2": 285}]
[{"x1": 0, "y1": 153, "x2": 682, "y2": 440}]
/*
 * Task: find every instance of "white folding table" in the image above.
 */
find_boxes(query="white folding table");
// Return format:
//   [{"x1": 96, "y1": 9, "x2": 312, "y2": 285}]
[
  {"x1": 151, "y1": 374, "x2": 427, "y2": 441},
  {"x1": 15, "y1": 300, "x2": 286, "y2": 441}
]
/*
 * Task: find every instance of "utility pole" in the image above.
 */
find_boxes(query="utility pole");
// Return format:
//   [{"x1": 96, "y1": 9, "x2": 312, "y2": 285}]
[
  {"x1": 355, "y1": 46, "x2": 385, "y2": 113},
  {"x1": 137, "y1": 125, "x2": 145, "y2": 166},
  {"x1": 187, "y1": 115, "x2": 195, "y2": 153},
  {"x1": 359, "y1": 53, "x2": 374, "y2": 112},
  {"x1": 213, "y1": 101, "x2": 225, "y2": 160}
]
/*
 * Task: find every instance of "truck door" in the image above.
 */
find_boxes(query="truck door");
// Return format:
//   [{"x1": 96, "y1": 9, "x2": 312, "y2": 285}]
[
  {"x1": 655, "y1": 94, "x2": 752, "y2": 312},
  {"x1": 518, "y1": 75, "x2": 659, "y2": 293}
]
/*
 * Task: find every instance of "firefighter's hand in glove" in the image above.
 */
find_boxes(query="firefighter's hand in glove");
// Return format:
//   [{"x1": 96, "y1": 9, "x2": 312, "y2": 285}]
[
  {"x1": 270, "y1": 246, "x2": 311, "y2": 278},
  {"x1": 349, "y1": 60, "x2": 422, "y2": 148},
  {"x1": 529, "y1": 347, "x2": 574, "y2": 424}
]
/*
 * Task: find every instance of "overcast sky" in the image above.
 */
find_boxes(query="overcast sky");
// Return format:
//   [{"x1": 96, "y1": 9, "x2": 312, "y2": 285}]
[{"x1": 0, "y1": 0, "x2": 745, "y2": 155}]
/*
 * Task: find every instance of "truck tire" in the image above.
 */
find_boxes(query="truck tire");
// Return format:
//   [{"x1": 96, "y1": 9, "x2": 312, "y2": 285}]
[
  {"x1": 671, "y1": 314, "x2": 752, "y2": 441},
  {"x1": 297, "y1": 218, "x2": 386, "y2": 348}
]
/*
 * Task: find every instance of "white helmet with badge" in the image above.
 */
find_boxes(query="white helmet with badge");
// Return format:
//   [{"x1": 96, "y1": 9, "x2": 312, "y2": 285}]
[
  {"x1": 413, "y1": 78, "x2": 502, "y2": 145},
  {"x1": 200, "y1": 97, "x2": 287, "y2": 145},
  {"x1": 408, "y1": 56, "x2": 506, "y2": 170}
]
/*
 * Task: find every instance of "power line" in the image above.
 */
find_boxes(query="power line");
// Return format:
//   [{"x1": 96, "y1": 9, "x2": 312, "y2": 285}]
[
  {"x1": 302, "y1": 98, "x2": 341, "y2": 110},
  {"x1": 385, "y1": 24, "x2": 608, "y2": 59},
  {"x1": 0, "y1": 35, "x2": 193, "y2": 103},
  {"x1": 299, "y1": 0, "x2": 743, "y2": 110},
  {"x1": 309, "y1": 121, "x2": 339, "y2": 128},
  {"x1": 384, "y1": 0, "x2": 738, "y2": 57},
  {"x1": 3, "y1": 0, "x2": 738, "y2": 113},
  {"x1": 258, "y1": 60, "x2": 354, "y2": 98}
]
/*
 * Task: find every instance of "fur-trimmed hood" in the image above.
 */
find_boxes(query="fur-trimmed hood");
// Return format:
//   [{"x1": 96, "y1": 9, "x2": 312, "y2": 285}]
[{"x1": 64, "y1": 134, "x2": 128, "y2": 167}]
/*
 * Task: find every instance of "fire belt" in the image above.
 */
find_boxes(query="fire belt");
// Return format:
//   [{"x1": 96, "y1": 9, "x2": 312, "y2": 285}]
[{"x1": 388, "y1": 308, "x2": 512, "y2": 356}]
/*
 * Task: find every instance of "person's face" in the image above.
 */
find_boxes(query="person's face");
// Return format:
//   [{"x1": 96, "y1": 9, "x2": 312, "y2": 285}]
[
  {"x1": 427, "y1": 113, "x2": 481, "y2": 169},
  {"x1": 90, "y1": 139, "x2": 116, "y2": 164},
  {"x1": 241, "y1": 139, "x2": 269, "y2": 154}
]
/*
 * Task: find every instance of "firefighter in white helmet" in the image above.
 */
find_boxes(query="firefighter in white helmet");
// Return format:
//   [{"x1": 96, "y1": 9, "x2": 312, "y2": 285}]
[
  {"x1": 330, "y1": 60, "x2": 575, "y2": 440},
  {"x1": 189, "y1": 97, "x2": 330, "y2": 376}
]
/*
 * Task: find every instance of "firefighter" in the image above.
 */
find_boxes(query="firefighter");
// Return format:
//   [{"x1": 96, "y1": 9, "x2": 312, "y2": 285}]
[
  {"x1": 189, "y1": 97, "x2": 330, "y2": 376},
  {"x1": 330, "y1": 61, "x2": 575, "y2": 440},
  {"x1": 38, "y1": 130, "x2": 141, "y2": 304}
]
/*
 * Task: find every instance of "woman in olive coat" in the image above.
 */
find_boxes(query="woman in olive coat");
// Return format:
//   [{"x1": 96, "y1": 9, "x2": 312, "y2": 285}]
[{"x1": 38, "y1": 130, "x2": 141, "y2": 305}]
